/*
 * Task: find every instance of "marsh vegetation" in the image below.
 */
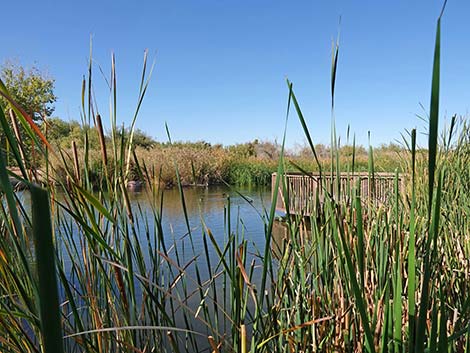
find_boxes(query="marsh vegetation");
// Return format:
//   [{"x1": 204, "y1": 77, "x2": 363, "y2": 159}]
[{"x1": 0, "y1": 6, "x2": 469, "y2": 353}]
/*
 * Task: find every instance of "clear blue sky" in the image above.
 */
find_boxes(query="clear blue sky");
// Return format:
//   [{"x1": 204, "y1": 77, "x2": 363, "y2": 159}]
[{"x1": 1, "y1": 1, "x2": 469, "y2": 148}]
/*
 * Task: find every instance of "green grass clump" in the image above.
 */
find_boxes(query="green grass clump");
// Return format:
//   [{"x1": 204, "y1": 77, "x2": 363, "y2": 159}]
[{"x1": 225, "y1": 158, "x2": 277, "y2": 186}]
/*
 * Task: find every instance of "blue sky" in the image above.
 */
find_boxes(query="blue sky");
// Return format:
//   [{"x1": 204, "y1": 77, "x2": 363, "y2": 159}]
[{"x1": 1, "y1": 1, "x2": 469, "y2": 148}]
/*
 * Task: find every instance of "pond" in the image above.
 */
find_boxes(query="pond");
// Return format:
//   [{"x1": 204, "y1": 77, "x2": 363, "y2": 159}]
[
  {"x1": 134, "y1": 185, "x2": 271, "y2": 237},
  {"x1": 127, "y1": 185, "x2": 275, "y2": 277},
  {"x1": 19, "y1": 184, "x2": 286, "y2": 351},
  {"x1": 125, "y1": 185, "x2": 279, "y2": 349}
]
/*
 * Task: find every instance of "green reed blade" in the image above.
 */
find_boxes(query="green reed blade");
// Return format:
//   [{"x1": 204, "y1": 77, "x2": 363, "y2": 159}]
[
  {"x1": 0, "y1": 105, "x2": 28, "y2": 178},
  {"x1": 408, "y1": 129, "x2": 417, "y2": 353},
  {"x1": 74, "y1": 184, "x2": 115, "y2": 223},
  {"x1": 437, "y1": 289, "x2": 448, "y2": 353},
  {"x1": 87, "y1": 38, "x2": 93, "y2": 125},
  {"x1": 416, "y1": 169, "x2": 443, "y2": 353},
  {"x1": 251, "y1": 81, "x2": 291, "y2": 353},
  {"x1": 289, "y1": 83, "x2": 322, "y2": 173},
  {"x1": 393, "y1": 247, "x2": 403, "y2": 352},
  {"x1": 446, "y1": 114, "x2": 457, "y2": 150},
  {"x1": 125, "y1": 51, "x2": 155, "y2": 179},
  {"x1": 416, "y1": 6, "x2": 446, "y2": 351},
  {"x1": 331, "y1": 41, "x2": 339, "y2": 109},
  {"x1": 429, "y1": 304, "x2": 439, "y2": 353},
  {"x1": 352, "y1": 134, "x2": 356, "y2": 175},
  {"x1": 335, "y1": 207, "x2": 376, "y2": 353},
  {"x1": 355, "y1": 187, "x2": 365, "y2": 287},
  {"x1": 379, "y1": 285, "x2": 390, "y2": 353},
  {"x1": 0, "y1": 79, "x2": 51, "y2": 156},
  {"x1": 427, "y1": 15, "x2": 441, "y2": 215},
  {"x1": 31, "y1": 185, "x2": 64, "y2": 353}
]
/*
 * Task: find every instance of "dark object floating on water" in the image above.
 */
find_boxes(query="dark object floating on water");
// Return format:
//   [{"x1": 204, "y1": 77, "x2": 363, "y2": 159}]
[{"x1": 127, "y1": 180, "x2": 143, "y2": 191}]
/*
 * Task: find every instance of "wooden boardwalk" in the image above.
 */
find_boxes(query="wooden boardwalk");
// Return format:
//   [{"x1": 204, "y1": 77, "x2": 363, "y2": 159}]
[{"x1": 272, "y1": 172, "x2": 403, "y2": 215}]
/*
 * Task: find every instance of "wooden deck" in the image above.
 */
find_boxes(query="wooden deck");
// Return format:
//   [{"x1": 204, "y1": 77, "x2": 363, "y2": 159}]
[{"x1": 272, "y1": 172, "x2": 403, "y2": 215}]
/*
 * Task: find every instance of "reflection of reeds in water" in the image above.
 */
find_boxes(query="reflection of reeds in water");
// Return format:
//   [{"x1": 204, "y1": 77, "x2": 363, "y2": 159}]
[{"x1": 2, "y1": 6, "x2": 470, "y2": 351}]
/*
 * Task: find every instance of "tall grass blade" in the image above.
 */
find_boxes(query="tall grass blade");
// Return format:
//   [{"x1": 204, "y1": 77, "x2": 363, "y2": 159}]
[
  {"x1": 31, "y1": 185, "x2": 65, "y2": 353},
  {"x1": 416, "y1": 169, "x2": 443, "y2": 353},
  {"x1": 0, "y1": 107, "x2": 28, "y2": 178},
  {"x1": 427, "y1": 13, "x2": 442, "y2": 215},
  {"x1": 416, "y1": 6, "x2": 446, "y2": 352},
  {"x1": 331, "y1": 38, "x2": 339, "y2": 109},
  {"x1": 408, "y1": 129, "x2": 417, "y2": 353},
  {"x1": 334, "y1": 206, "x2": 376, "y2": 353},
  {"x1": 289, "y1": 84, "x2": 322, "y2": 173}
]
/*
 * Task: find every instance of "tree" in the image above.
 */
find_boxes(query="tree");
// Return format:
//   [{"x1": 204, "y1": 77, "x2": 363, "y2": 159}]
[
  {"x1": 44, "y1": 117, "x2": 99, "y2": 150},
  {"x1": 0, "y1": 62, "x2": 57, "y2": 167},
  {"x1": 0, "y1": 61, "x2": 56, "y2": 120},
  {"x1": 111, "y1": 127, "x2": 157, "y2": 150}
]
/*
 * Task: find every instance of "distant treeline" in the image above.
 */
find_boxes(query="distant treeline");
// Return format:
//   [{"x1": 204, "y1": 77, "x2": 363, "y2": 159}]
[{"x1": 36, "y1": 117, "x2": 408, "y2": 187}]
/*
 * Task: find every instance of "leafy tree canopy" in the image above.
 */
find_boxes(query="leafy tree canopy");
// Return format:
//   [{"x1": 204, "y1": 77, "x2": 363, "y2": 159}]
[
  {"x1": 111, "y1": 127, "x2": 157, "y2": 150},
  {"x1": 0, "y1": 61, "x2": 56, "y2": 120},
  {"x1": 44, "y1": 117, "x2": 98, "y2": 149}
]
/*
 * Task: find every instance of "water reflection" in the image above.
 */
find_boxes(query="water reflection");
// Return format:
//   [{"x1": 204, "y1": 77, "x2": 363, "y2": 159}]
[
  {"x1": 27, "y1": 185, "x2": 288, "y2": 351},
  {"x1": 129, "y1": 185, "x2": 272, "y2": 249},
  {"x1": 127, "y1": 185, "x2": 276, "y2": 349}
]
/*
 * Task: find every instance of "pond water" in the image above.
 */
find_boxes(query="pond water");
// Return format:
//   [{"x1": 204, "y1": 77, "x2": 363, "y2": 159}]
[
  {"x1": 129, "y1": 185, "x2": 274, "y2": 256},
  {"x1": 14, "y1": 184, "x2": 290, "y2": 351},
  {"x1": 125, "y1": 185, "x2": 279, "y2": 348}
]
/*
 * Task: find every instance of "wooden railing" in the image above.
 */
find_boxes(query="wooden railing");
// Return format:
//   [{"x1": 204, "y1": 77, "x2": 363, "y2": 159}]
[{"x1": 272, "y1": 172, "x2": 403, "y2": 215}]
